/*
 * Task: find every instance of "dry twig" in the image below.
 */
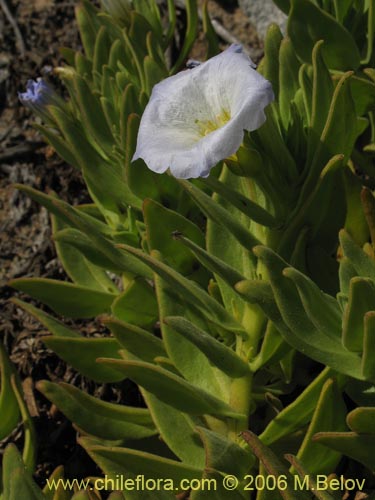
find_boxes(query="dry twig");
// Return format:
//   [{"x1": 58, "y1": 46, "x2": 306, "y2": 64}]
[{"x1": 0, "y1": 0, "x2": 26, "y2": 56}]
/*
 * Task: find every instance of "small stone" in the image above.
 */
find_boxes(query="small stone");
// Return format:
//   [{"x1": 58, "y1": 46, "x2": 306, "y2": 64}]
[{"x1": 238, "y1": 0, "x2": 287, "y2": 39}]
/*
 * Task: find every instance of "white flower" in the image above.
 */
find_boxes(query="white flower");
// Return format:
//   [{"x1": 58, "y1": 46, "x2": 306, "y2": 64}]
[{"x1": 133, "y1": 45, "x2": 274, "y2": 179}]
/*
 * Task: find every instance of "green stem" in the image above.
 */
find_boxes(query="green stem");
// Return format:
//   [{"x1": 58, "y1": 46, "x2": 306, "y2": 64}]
[{"x1": 228, "y1": 303, "x2": 266, "y2": 439}]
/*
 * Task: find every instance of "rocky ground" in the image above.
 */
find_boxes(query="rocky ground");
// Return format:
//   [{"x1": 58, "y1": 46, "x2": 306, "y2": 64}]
[{"x1": 0, "y1": 0, "x2": 263, "y2": 485}]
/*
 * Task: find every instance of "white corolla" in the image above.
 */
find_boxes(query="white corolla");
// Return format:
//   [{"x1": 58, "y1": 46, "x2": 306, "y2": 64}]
[{"x1": 133, "y1": 45, "x2": 274, "y2": 179}]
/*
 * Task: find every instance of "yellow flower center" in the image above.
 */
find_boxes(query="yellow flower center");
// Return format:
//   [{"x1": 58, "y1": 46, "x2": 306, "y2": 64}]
[{"x1": 195, "y1": 109, "x2": 231, "y2": 137}]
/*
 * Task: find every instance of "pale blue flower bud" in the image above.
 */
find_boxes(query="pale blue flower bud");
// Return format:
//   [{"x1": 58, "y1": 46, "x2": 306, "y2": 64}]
[{"x1": 18, "y1": 78, "x2": 64, "y2": 123}]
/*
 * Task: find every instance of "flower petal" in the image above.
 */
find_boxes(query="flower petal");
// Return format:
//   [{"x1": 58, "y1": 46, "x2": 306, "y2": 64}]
[{"x1": 133, "y1": 44, "x2": 274, "y2": 179}]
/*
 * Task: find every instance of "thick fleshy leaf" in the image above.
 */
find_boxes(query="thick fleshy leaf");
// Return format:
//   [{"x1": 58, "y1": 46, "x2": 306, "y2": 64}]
[
  {"x1": 43, "y1": 337, "x2": 123, "y2": 383},
  {"x1": 261, "y1": 24, "x2": 283, "y2": 100},
  {"x1": 362, "y1": 311, "x2": 375, "y2": 380},
  {"x1": 14, "y1": 293, "x2": 122, "y2": 383},
  {"x1": 103, "y1": 317, "x2": 166, "y2": 362},
  {"x1": 143, "y1": 198, "x2": 206, "y2": 277},
  {"x1": 75, "y1": 0, "x2": 100, "y2": 59},
  {"x1": 42, "y1": 465, "x2": 72, "y2": 499},
  {"x1": 0, "y1": 345, "x2": 20, "y2": 441},
  {"x1": 14, "y1": 185, "x2": 151, "y2": 278},
  {"x1": 49, "y1": 106, "x2": 141, "y2": 224},
  {"x1": 170, "y1": 0, "x2": 198, "y2": 73},
  {"x1": 288, "y1": 0, "x2": 360, "y2": 70},
  {"x1": 52, "y1": 214, "x2": 118, "y2": 293},
  {"x1": 278, "y1": 37, "x2": 301, "y2": 129},
  {"x1": 37, "y1": 381, "x2": 156, "y2": 441},
  {"x1": 73, "y1": 73, "x2": 114, "y2": 155},
  {"x1": 283, "y1": 267, "x2": 342, "y2": 340},
  {"x1": 80, "y1": 437, "x2": 203, "y2": 482},
  {"x1": 53, "y1": 227, "x2": 137, "y2": 274},
  {"x1": 294, "y1": 379, "x2": 347, "y2": 474},
  {"x1": 164, "y1": 316, "x2": 249, "y2": 377},
  {"x1": 342, "y1": 277, "x2": 375, "y2": 352},
  {"x1": 285, "y1": 455, "x2": 340, "y2": 500},
  {"x1": 241, "y1": 431, "x2": 310, "y2": 500},
  {"x1": 96, "y1": 358, "x2": 244, "y2": 419},
  {"x1": 202, "y1": 0, "x2": 220, "y2": 58},
  {"x1": 347, "y1": 406, "x2": 375, "y2": 434},
  {"x1": 309, "y1": 40, "x2": 334, "y2": 158},
  {"x1": 260, "y1": 367, "x2": 346, "y2": 445},
  {"x1": 150, "y1": 237, "x2": 232, "y2": 403},
  {"x1": 202, "y1": 176, "x2": 278, "y2": 227},
  {"x1": 349, "y1": 75, "x2": 375, "y2": 115},
  {"x1": 34, "y1": 123, "x2": 80, "y2": 170},
  {"x1": 253, "y1": 246, "x2": 366, "y2": 380},
  {"x1": 111, "y1": 278, "x2": 158, "y2": 328},
  {"x1": 10, "y1": 278, "x2": 117, "y2": 318},
  {"x1": 117, "y1": 245, "x2": 245, "y2": 337},
  {"x1": 340, "y1": 229, "x2": 375, "y2": 281},
  {"x1": 174, "y1": 233, "x2": 245, "y2": 287},
  {"x1": 179, "y1": 179, "x2": 260, "y2": 254},
  {"x1": 141, "y1": 391, "x2": 205, "y2": 468},
  {"x1": 249, "y1": 321, "x2": 290, "y2": 371},
  {"x1": 197, "y1": 426, "x2": 254, "y2": 476},
  {"x1": 205, "y1": 167, "x2": 262, "y2": 328},
  {"x1": 2, "y1": 444, "x2": 45, "y2": 500},
  {"x1": 10, "y1": 375, "x2": 36, "y2": 472},
  {"x1": 313, "y1": 432, "x2": 375, "y2": 470},
  {"x1": 252, "y1": 105, "x2": 298, "y2": 182}
]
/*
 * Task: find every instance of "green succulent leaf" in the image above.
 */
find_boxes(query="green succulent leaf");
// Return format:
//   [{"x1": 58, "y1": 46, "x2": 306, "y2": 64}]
[
  {"x1": 278, "y1": 37, "x2": 301, "y2": 129},
  {"x1": 44, "y1": 336, "x2": 123, "y2": 383},
  {"x1": 42, "y1": 465, "x2": 72, "y2": 499},
  {"x1": 179, "y1": 179, "x2": 260, "y2": 255},
  {"x1": 37, "y1": 381, "x2": 156, "y2": 441},
  {"x1": 111, "y1": 278, "x2": 158, "y2": 328},
  {"x1": 10, "y1": 278, "x2": 117, "y2": 318},
  {"x1": 96, "y1": 358, "x2": 245, "y2": 419},
  {"x1": 241, "y1": 431, "x2": 310, "y2": 500},
  {"x1": 174, "y1": 233, "x2": 245, "y2": 288},
  {"x1": 261, "y1": 24, "x2": 283, "y2": 100},
  {"x1": 103, "y1": 317, "x2": 166, "y2": 362},
  {"x1": 253, "y1": 246, "x2": 367, "y2": 380},
  {"x1": 342, "y1": 277, "x2": 375, "y2": 352},
  {"x1": 288, "y1": 0, "x2": 360, "y2": 70},
  {"x1": 313, "y1": 431, "x2": 375, "y2": 471},
  {"x1": 4, "y1": 458, "x2": 45, "y2": 500},
  {"x1": 164, "y1": 316, "x2": 250, "y2": 378},
  {"x1": 117, "y1": 246, "x2": 245, "y2": 337},
  {"x1": 14, "y1": 185, "x2": 152, "y2": 278},
  {"x1": 340, "y1": 228, "x2": 375, "y2": 281},
  {"x1": 362, "y1": 311, "x2": 375, "y2": 380},
  {"x1": 141, "y1": 391, "x2": 206, "y2": 467},
  {"x1": 347, "y1": 406, "x2": 375, "y2": 434},
  {"x1": 53, "y1": 227, "x2": 136, "y2": 274},
  {"x1": 282, "y1": 267, "x2": 342, "y2": 341},
  {"x1": 309, "y1": 40, "x2": 334, "y2": 154},
  {"x1": 285, "y1": 455, "x2": 340, "y2": 500},
  {"x1": 170, "y1": 0, "x2": 198, "y2": 73},
  {"x1": 80, "y1": 436, "x2": 202, "y2": 483},
  {"x1": 197, "y1": 426, "x2": 254, "y2": 476},
  {"x1": 202, "y1": 176, "x2": 278, "y2": 227},
  {"x1": 294, "y1": 379, "x2": 347, "y2": 474},
  {"x1": 52, "y1": 214, "x2": 118, "y2": 293},
  {"x1": 143, "y1": 198, "x2": 206, "y2": 277},
  {"x1": 0, "y1": 345, "x2": 20, "y2": 441},
  {"x1": 75, "y1": 0, "x2": 100, "y2": 59},
  {"x1": 260, "y1": 367, "x2": 346, "y2": 445}
]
